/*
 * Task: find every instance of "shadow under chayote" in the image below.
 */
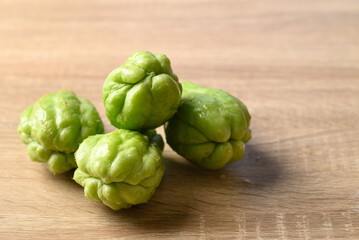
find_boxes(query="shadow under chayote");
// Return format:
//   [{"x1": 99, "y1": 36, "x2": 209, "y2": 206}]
[
  {"x1": 101, "y1": 142, "x2": 284, "y2": 231},
  {"x1": 37, "y1": 139, "x2": 284, "y2": 232}
]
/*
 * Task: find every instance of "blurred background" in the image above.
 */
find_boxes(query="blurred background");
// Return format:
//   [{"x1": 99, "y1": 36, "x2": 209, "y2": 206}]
[
  {"x1": 1, "y1": 0, "x2": 358, "y2": 135},
  {"x1": 1, "y1": 0, "x2": 359, "y2": 239}
]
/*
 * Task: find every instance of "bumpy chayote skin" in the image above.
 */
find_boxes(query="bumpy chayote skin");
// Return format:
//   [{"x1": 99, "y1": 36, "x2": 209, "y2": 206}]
[
  {"x1": 73, "y1": 129, "x2": 165, "y2": 210},
  {"x1": 103, "y1": 51, "x2": 182, "y2": 130},
  {"x1": 17, "y1": 90, "x2": 104, "y2": 174},
  {"x1": 165, "y1": 82, "x2": 251, "y2": 170}
]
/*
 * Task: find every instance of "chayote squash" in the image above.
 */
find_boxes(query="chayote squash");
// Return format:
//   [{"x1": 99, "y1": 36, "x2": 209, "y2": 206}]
[
  {"x1": 103, "y1": 51, "x2": 182, "y2": 130},
  {"x1": 17, "y1": 89, "x2": 104, "y2": 174},
  {"x1": 73, "y1": 129, "x2": 165, "y2": 210},
  {"x1": 165, "y1": 82, "x2": 251, "y2": 170}
]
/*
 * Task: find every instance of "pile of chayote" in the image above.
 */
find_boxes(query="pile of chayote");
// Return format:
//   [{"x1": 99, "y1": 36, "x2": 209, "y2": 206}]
[{"x1": 18, "y1": 50, "x2": 251, "y2": 210}]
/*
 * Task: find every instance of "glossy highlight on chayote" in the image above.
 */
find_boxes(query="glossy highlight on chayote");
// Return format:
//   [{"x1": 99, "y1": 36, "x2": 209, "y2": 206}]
[
  {"x1": 73, "y1": 129, "x2": 165, "y2": 210},
  {"x1": 165, "y1": 82, "x2": 251, "y2": 170},
  {"x1": 17, "y1": 89, "x2": 104, "y2": 174},
  {"x1": 103, "y1": 51, "x2": 182, "y2": 130}
]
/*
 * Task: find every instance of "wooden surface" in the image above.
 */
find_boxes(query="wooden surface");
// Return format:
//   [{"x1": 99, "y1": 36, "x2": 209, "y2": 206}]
[{"x1": 1, "y1": 0, "x2": 359, "y2": 239}]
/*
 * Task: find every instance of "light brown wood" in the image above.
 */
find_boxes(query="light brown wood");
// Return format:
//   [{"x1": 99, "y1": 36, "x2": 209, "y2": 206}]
[{"x1": 1, "y1": 0, "x2": 359, "y2": 239}]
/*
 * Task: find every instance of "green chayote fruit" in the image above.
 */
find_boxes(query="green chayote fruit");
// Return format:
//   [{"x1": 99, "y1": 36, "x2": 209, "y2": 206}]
[
  {"x1": 103, "y1": 51, "x2": 182, "y2": 130},
  {"x1": 165, "y1": 82, "x2": 251, "y2": 170},
  {"x1": 73, "y1": 129, "x2": 165, "y2": 210},
  {"x1": 17, "y1": 90, "x2": 104, "y2": 174}
]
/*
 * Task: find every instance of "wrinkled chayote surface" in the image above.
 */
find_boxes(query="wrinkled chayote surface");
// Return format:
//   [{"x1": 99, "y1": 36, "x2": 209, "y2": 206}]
[
  {"x1": 165, "y1": 82, "x2": 251, "y2": 170},
  {"x1": 73, "y1": 129, "x2": 165, "y2": 210},
  {"x1": 17, "y1": 89, "x2": 104, "y2": 174},
  {"x1": 103, "y1": 51, "x2": 182, "y2": 130}
]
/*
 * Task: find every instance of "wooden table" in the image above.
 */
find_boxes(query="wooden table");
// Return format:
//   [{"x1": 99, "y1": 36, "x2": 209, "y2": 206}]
[{"x1": 1, "y1": 0, "x2": 359, "y2": 239}]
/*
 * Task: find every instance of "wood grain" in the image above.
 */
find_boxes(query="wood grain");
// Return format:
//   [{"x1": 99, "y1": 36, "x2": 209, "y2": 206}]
[{"x1": 1, "y1": 0, "x2": 359, "y2": 239}]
